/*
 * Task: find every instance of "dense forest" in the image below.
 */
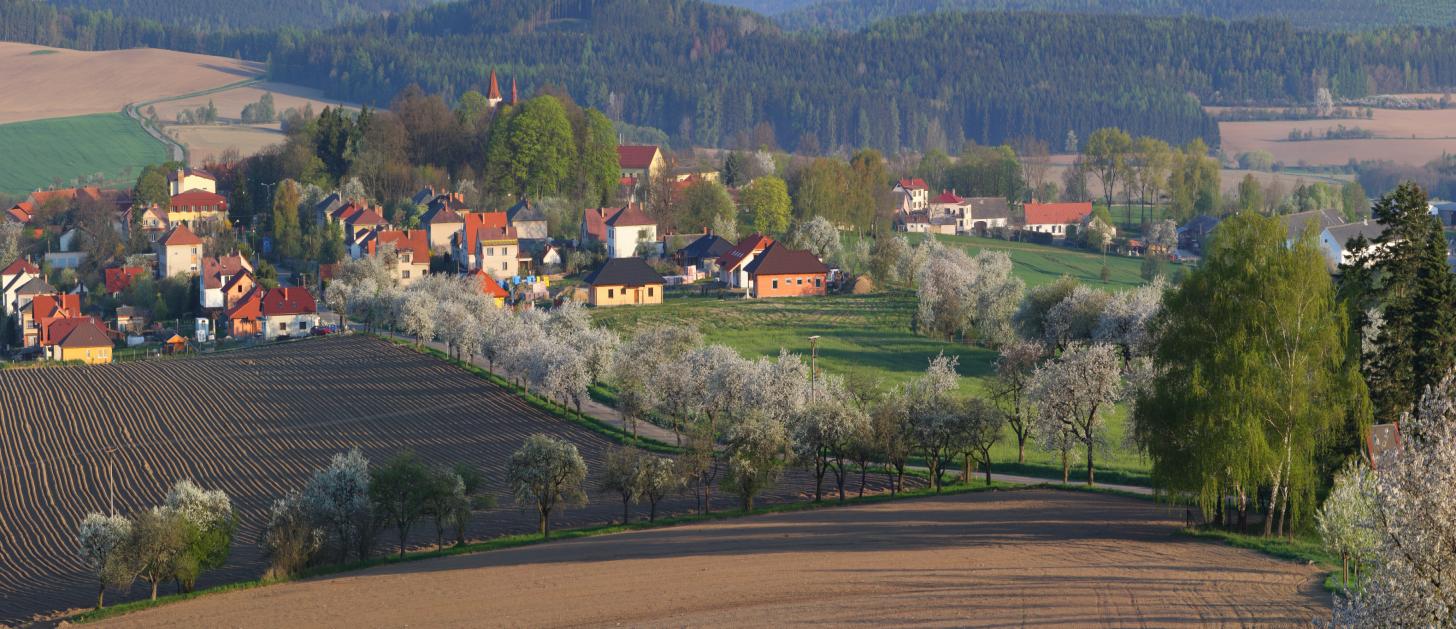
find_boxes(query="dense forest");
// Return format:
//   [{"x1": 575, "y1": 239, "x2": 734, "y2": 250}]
[
  {"x1": 9, "y1": 0, "x2": 1456, "y2": 155},
  {"x1": 40, "y1": 0, "x2": 449, "y2": 30},
  {"x1": 765, "y1": 0, "x2": 1456, "y2": 32}
]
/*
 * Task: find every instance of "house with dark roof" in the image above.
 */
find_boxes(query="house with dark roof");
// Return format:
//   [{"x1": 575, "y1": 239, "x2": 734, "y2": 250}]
[
  {"x1": 260, "y1": 287, "x2": 319, "y2": 339},
  {"x1": 1, "y1": 258, "x2": 41, "y2": 314},
  {"x1": 422, "y1": 204, "x2": 465, "y2": 251},
  {"x1": 156, "y1": 225, "x2": 203, "y2": 278},
  {"x1": 676, "y1": 233, "x2": 734, "y2": 270},
  {"x1": 604, "y1": 203, "x2": 656, "y2": 258},
  {"x1": 506, "y1": 198, "x2": 548, "y2": 242},
  {"x1": 584, "y1": 258, "x2": 665, "y2": 307},
  {"x1": 1177, "y1": 215, "x2": 1221, "y2": 254},
  {"x1": 12, "y1": 277, "x2": 54, "y2": 323},
  {"x1": 718, "y1": 234, "x2": 775, "y2": 288},
  {"x1": 115, "y1": 305, "x2": 148, "y2": 335},
  {"x1": 745, "y1": 244, "x2": 829, "y2": 299},
  {"x1": 618, "y1": 145, "x2": 666, "y2": 183},
  {"x1": 1281, "y1": 209, "x2": 1345, "y2": 244},
  {"x1": 199, "y1": 254, "x2": 254, "y2": 309},
  {"x1": 1023, "y1": 202, "x2": 1094, "y2": 237},
  {"x1": 167, "y1": 167, "x2": 216, "y2": 196}
]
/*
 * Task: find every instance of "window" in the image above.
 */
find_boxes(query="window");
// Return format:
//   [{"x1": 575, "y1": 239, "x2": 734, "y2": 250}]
[
  {"x1": 402, "y1": 270, "x2": 411, "y2": 279},
  {"x1": 815, "y1": 278, "x2": 822, "y2": 287},
  {"x1": 487, "y1": 247, "x2": 494, "y2": 257},
  {"x1": 772, "y1": 279, "x2": 779, "y2": 289},
  {"x1": 607, "y1": 288, "x2": 615, "y2": 298},
  {"x1": 797, "y1": 278, "x2": 803, "y2": 285},
  {"x1": 501, "y1": 261, "x2": 508, "y2": 271},
  {"x1": 648, "y1": 287, "x2": 654, "y2": 297},
  {"x1": 298, "y1": 321, "x2": 307, "y2": 330}
]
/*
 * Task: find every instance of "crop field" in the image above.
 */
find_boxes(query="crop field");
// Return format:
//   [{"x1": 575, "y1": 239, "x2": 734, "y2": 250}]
[
  {"x1": 96, "y1": 490, "x2": 1329, "y2": 628},
  {"x1": 0, "y1": 114, "x2": 168, "y2": 194},
  {"x1": 592, "y1": 292, "x2": 1152, "y2": 485},
  {"x1": 1216, "y1": 106, "x2": 1456, "y2": 167},
  {"x1": 0, "y1": 336, "x2": 850, "y2": 623}
]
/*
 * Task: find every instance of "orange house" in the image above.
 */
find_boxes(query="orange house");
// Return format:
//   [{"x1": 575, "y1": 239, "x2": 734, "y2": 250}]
[
  {"x1": 224, "y1": 286, "x2": 263, "y2": 337},
  {"x1": 745, "y1": 244, "x2": 829, "y2": 299}
]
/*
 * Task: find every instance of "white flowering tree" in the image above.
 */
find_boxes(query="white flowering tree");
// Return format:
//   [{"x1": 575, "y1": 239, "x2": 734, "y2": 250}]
[
  {"x1": 723, "y1": 412, "x2": 791, "y2": 511},
  {"x1": 76, "y1": 513, "x2": 132, "y2": 609},
  {"x1": 1030, "y1": 343, "x2": 1123, "y2": 485},
  {"x1": 1043, "y1": 285, "x2": 1111, "y2": 350},
  {"x1": 959, "y1": 398, "x2": 1007, "y2": 486},
  {"x1": 508, "y1": 434, "x2": 588, "y2": 539},
  {"x1": 532, "y1": 343, "x2": 591, "y2": 415},
  {"x1": 1331, "y1": 375, "x2": 1456, "y2": 626},
  {"x1": 789, "y1": 379, "x2": 869, "y2": 502},
  {"x1": 163, "y1": 479, "x2": 235, "y2": 592},
  {"x1": 636, "y1": 455, "x2": 680, "y2": 521},
  {"x1": 1094, "y1": 277, "x2": 1165, "y2": 359},
  {"x1": 905, "y1": 354, "x2": 966, "y2": 491},
  {"x1": 990, "y1": 339, "x2": 1044, "y2": 464},
  {"x1": 791, "y1": 215, "x2": 842, "y2": 263},
  {"x1": 601, "y1": 446, "x2": 644, "y2": 524},
  {"x1": 301, "y1": 448, "x2": 373, "y2": 562},
  {"x1": 261, "y1": 490, "x2": 322, "y2": 579},
  {"x1": 398, "y1": 291, "x2": 437, "y2": 347},
  {"x1": 916, "y1": 248, "x2": 1023, "y2": 346},
  {"x1": 1317, "y1": 460, "x2": 1378, "y2": 588}
]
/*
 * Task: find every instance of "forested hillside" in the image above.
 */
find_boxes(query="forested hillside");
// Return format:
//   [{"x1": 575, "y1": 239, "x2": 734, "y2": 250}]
[
  {"x1": 8, "y1": 0, "x2": 1456, "y2": 155},
  {"x1": 41, "y1": 0, "x2": 449, "y2": 30},
  {"x1": 760, "y1": 0, "x2": 1456, "y2": 31}
]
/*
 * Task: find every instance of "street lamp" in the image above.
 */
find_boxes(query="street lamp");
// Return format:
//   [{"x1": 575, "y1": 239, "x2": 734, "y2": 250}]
[{"x1": 808, "y1": 335, "x2": 821, "y2": 401}]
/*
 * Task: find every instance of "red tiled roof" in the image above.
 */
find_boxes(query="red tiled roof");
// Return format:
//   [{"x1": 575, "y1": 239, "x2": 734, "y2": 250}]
[
  {"x1": 717, "y1": 233, "x2": 775, "y2": 270},
  {"x1": 225, "y1": 286, "x2": 262, "y2": 320},
  {"x1": 898, "y1": 178, "x2": 929, "y2": 191},
  {"x1": 51, "y1": 317, "x2": 111, "y2": 349},
  {"x1": 347, "y1": 207, "x2": 386, "y2": 226},
  {"x1": 261, "y1": 287, "x2": 317, "y2": 317},
  {"x1": 2, "y1": 258, "x2": 40, "y2": 276},
  {"x1": 476, "y1": 225, "x2": 518, "y2": 245},
  {"x1": 201, "y1": 254, "x2": 251, "y2": 290},
  {"x1": 605, "y1": 203, "x2": 653, "y2": 228},
  {"x1": 745, "y1": 243, "x2": 829, "y2": 276},
  {"x1": 6, "y1": 203, "x2": 32, "y2": 223},
  {"x1": 1024, "y1": 202, "x2": 1093, "y2": 226},
  {"x1": 160, "y1": 225, "x2": 203, "y2": 247},
  {"x1": 170, "y1": 189, "x2": 228, "y2": 209},
  {"x1": 458, "y1": 212, "x2": 509, "y2": 251},
  {"x1": 104, "y1": 266, "x2": 144, "y2": 293},
  {"x1": 469, "y1": 270, "x2": 510, "y2": 298},
  {"x1": 582, "y1": 207, "x2": 610, "y2": 242},
  {"x1": 617, "y1": 145, "x2": 661, "y2": 170},
  {"x1": 365, "y1": 229, "x2": 431, "y2": 263},
  {"x1": 932, "y1": 190, "x2": 964, "y2": 205}
]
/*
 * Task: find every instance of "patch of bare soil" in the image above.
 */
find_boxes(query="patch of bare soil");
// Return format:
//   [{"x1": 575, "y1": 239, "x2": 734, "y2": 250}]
[{"x1": 99, "y1": 490, "x2": 1330, "y2": 628}]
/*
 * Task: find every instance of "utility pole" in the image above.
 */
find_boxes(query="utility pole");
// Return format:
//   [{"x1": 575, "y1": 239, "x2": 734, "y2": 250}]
[
  {"x1": 808, "y1": 335, "x2": 820, "y2": 402},
  {"x1": 104, "y1": 447, "x2": 117, "y2": 516}
]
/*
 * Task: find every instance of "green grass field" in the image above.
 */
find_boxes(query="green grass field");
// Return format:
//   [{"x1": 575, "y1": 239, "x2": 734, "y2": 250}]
[
  {"x1": 0, "y1": 114, "x2": 167, "y2": 195},
  {"x1": 896, "y1": 232, "x2": 1150, "y2": 289},
  {"x1": 592, "y1": 291, "x2": 1151, "y2": 484}
]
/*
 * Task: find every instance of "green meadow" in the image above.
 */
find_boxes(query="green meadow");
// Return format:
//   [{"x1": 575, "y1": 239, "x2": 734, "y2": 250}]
[{"x1": 0, "y1": 113, "x2": 167, "y2": 195}]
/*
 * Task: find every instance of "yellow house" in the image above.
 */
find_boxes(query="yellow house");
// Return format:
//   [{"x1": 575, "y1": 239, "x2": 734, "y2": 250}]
[
  {"x1": 584, "y1": 258, "x2": 665, "y2": 307},
  {"x1": 51, "y1": 319, "x2": 113, "y2": 364}
]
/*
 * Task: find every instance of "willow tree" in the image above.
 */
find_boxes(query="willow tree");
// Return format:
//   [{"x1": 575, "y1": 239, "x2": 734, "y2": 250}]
[{"x1": 1134, "y1": 213, "x2": 1367, "y2": 535}]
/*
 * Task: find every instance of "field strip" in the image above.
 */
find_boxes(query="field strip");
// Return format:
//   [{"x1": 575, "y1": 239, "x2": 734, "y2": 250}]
[{"x1": 123, "y1": 77, "x2": 265, "y2": 163}]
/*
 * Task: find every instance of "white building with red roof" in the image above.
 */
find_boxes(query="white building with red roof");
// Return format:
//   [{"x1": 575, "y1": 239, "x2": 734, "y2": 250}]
[
  {"x1": 167, "y1": 167, "x2": 216, "y2": 196},
  {"x1": 260, "y1": 287, "x2": 319, "y2": 340},
  {"x1": 156, "y1": 225, "x2": 204, "y2": 278},
  {"x1": 1024, "y1": 202, "x2": 1095, "y2": 237},
  {"x1": 604, "y1": 203, "x2": 657, "y2": 258},
  {"x1": 892, "y1": 178, "x2": 930, "y2": 212},
  {"x1": 168, "y1": 189, "x2": 229, "y2": 226},
  {"x1": 618, "y1": 145, "x2": 666, "y2": 182},
  {"x1": 717, "y1": 233, "x2": 775, "y2": 289},
  {"x1": 198, "y1": 254, "x2": 254, "y2": 309}
]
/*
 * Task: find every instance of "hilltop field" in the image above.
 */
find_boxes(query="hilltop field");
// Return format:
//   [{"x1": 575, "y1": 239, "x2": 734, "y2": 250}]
[
  {"x1": 1213, "y1": 106, "x2": 1456, "y2": 167},
  {"x1": 92, "y1": 489, "x2": 1329, "y2": 628}
]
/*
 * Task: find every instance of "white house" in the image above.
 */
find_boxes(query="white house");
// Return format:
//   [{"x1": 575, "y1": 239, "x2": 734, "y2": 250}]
[
  {"x1": 604, "y1": 203, "x2": 657, "y2": 259},
  {"x1": 260, "y1": 287, "x2": 319, "y2": 340},
  {"x1": 199, "y1": 254, "x2": 253, "y2": 310},
  {"x1": 1, "y1": 258, "x2": 40, "y2": 315},
  {"x1": 892, "y1": 178, "x2": 930, "y2": 212},
  {"x1": 1320, "y1": 220, "x2": 1387, "y2": 268},
  {"x1": 167, "y1": 168, "x2": 216, "y2": 196},
  {"x1": 1023, "y1": 202, "x2": 1093, "y2": 237}
]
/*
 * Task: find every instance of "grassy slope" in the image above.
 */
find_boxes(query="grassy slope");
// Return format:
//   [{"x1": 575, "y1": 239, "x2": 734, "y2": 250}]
[
  {"x1": 592, "y1": 289, "x2": 1151, "y2": 484},
  {"x1": 897, "y1": 232, "x2": 1149, "y2": 289},
  {"x1": 0, "y1": 113, "x2": 167, "y2": 194}
]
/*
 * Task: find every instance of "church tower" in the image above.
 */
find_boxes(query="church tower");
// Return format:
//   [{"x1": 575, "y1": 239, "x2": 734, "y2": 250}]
[{"x1": 486, "y1": 70, "x2": 503, "y2": 108}]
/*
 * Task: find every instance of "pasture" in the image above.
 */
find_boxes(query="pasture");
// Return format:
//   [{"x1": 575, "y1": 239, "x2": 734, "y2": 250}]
[
  {"x1": 0, "y1": 114, "x2": 167, "y2": 194},
  {"x1": 0, "y1": 336, "x2": 845, "y2": 622},
  {"x1": 93, "y1": 490, "x2": 1330, "y2": 627},
  {"x1": 906, "y1": 233, "x2": 1149, "y2": 289}
]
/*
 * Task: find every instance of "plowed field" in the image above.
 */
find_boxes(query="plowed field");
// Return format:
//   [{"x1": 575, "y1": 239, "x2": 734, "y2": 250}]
[{"x1": 0, "y1": 336, "x2": 847, "y2": 623}]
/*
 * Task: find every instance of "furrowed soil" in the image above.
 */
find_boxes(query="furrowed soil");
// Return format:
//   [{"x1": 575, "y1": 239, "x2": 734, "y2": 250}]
[{"x1": 98, "y1": 489, "x2": 1330, "y2": 628}]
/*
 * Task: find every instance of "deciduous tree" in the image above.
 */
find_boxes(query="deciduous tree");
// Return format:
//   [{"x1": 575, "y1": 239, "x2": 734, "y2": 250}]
[{"x1": 508, "y1": 434, "x2": 588, "y2": 539}]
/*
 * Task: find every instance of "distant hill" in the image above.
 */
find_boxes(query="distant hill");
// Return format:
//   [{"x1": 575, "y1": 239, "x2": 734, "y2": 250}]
[
  {"x1": 41, "y1": 0, "x2": 450, "y2": 30},
  {"x1": 766, "y1": 0, "x2": 1456, "y2": 31}
]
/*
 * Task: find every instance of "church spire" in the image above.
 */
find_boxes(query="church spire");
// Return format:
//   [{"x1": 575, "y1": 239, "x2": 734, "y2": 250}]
[
  {"x1": 510, "y1": 77, "x2": 519, "y2": 106},
  {"x1": 486, "y1": 69, "x2": 502, "y2": 107}
]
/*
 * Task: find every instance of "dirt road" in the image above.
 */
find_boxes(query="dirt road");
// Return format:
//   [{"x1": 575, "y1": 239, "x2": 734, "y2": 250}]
[{"x1": 99, "y1": 489, "x2": 1329, "y2": 628}]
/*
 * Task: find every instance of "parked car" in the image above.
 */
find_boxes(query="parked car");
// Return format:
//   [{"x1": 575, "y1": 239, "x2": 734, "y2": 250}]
[{"x1": 311, "y1": 325, "x2": 336, "y2": 336}]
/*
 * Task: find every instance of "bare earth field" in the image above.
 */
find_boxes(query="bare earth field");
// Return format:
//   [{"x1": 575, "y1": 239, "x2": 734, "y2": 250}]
[
  {"x1": 1218, "y1": 108, "x2": 1456, "y2": 167},
  {"x1": 168, "y1": 124, "x2": 287, "y2": 165},
  {"x1": 1045, "y1": 156, "x2": 1346, "y2": 199},
  {"x1": 153, "y1": 82, "x2": 358, "y2": 164},
  {"x1": 98, "y1": 489, "x2": 1330, "y2": 628},
  {"x1": 0, "y1": 43, "x2": 260, "y2": 124}
]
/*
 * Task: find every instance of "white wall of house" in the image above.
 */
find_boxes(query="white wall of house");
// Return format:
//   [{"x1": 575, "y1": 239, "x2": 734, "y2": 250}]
[
  {"x1": 160, "y1": 245, "x2": 200, "y2": 278},
  {"x1": 607, "y1": 224, "x2": 657, "y2": 258},
  {"x1": 2, "y1": 272, "x2": 37, "y2": 314},
  {"x1": 1025, "y1": 223, "x2": 1074, "y2": 236},
  {"x1": 263, "y1": 313, "x2": 319, "y2": 340},
  {"x1": 170, "y1": 172, "x2": 215, "y2": 196}
]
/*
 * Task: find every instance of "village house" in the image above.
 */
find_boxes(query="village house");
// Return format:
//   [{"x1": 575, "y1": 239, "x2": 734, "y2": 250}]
[
  {"x1": 115, "y1": 305, "x2": 148, "y2": 335},
  {"x1": 167, "y1": 189, "x2": 229, "y2": 226},
  {"x1": 199, "y1": 254, "x2": 254, "y2": 310},
  {"x1": 604, "y1": 203, "x2": 657, "y2": 259},
  {"x1": 260, "y1": 287, "x2": 319, "y2": 340},
  {"x1": 44, "y1": 317, "x2": 113, "y2": 364},
  {"x1": 1281, "y1": 209, "x2": 1346, "y2": 244},
  {"x1": 1177, "y1": 215, "x2": 1221, "y2": 254},
  {"x1": 892, "y1": 179, "x2": 931, "y2": 212},
  {"x1": 718, "y1": 233, "x2": 775, "y2": 288},
  {"x1": 1322, "y1": 220, "x2": 1387, "y2": 268},
  {"x1": 362, "y1": 229, "x2": 431, "y2": 287},
  {"x1": 314, "y1": 192, "x2": 345, "y2": 225},
  {"x1": 11, "y1": 277, "x2": 55, "y2": 328},
  {"x1": 898, "y1": 211, "x2": 958, "y2": 235},
  {"x1": 539, "y1": 244, "x2": 563, "y2": 271},
  {"x1": 103, "y1": 265, "x2": 146, "y2": 296},
  {"x1": 156, "y1": 225, "x2": 203, "y2": 278},
  {"x1": 745, "y1": 244, "x2": 829, "y2": 299},
  {"x1": 124, "y1": 204, "x2": 169, "y2": 242},
  {"x1": 469, "y1": 269, "x2": 511, "y2": 306},
  {"x1": 583, "y1": 257, "x2": 665, "y2": 307},
  {"x1": 223, "y1": 287, "x2": 263, "y2": 338},
  {"x1": 167, "y1": 167, "x2": 216, "y2": 196},
  {"x1": 7, "y1": 186, "x2": 131, "y2": 226},
  {"x1": 618, "y1": 145, "x2": 667, "y2": 183},
  {"x1": 422, "y1": 205, "x2": 465, "y2": 252},
  {"x1": 506, "y1": 198, "x2": 549, "y2": 243},
  {"x1": 1, "y1": 258, "x2": 40, "y2": 314},
  {"x1": 452, "y1": 211, "x2": 509, "y2": 270},
  {"x1": 923, "y1": 191, "x2": 1012, "y2": 234},
  {"x1": 475, "y1": 226, "x2": 521, "y2": 280},
  {"x1": 332, "y1": 203, "x2": 388, "y2": 244},
  {"x1": 675, "y1": 233, "x2": 733, "y2": 271},
  {"x1": 24, "y1": 292, "x2": 81, "y2": 348},
  {"x1": 1023, "y1": 202, "x2": 1094, "y2": 237}
]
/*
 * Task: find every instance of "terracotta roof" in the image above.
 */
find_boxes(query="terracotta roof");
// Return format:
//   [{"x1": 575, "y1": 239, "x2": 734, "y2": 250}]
[
  {"x1": 897, "y1": 178, "x2": 929, "y2": 191},
  {"x1": 582, "y1": 207, "x2": 611, "y2": 242},
  {"x1": 7, "y1": 203, "x2": 33, "y2": 222},
  {"x1": 604, "y1": 203, "x2": 654, "y2": 228},
  {"x1": 932, "y1": 190, "x2": 964, "y2": 205},
  {"x1": 469, "y1": 270, "x2": 510, "y2": 298},
  {"x1": 2, "y1": 258, "x2": 40, "y2": 276},
  {"x1": 260, "y1": 287, "x2": 317, "y2": 316},
  {"x1": 458, "y1": 212, "x2": 509, "y2": 251},
  {"x1": 52, "y1": 318, "x2": 111, "y2": 349},
  {"x1": 476, "y1": 225, "x2": 518, "y2": 245},
  {"x1": 170, "y1": 189, "x2": 228, "y2": 208},
  {"x1": 717, "y1": 233, "x2": 775, "y2": 270},
  {"x1": 225, "y1": 286, "x2": 262, "y2": 320},
  {"x1": 617, "y1": 145, "x2": 661, "y2": 170},
  {"x1": 201, "y1": 254, "x2": 251, "y2": 290},
  {"x1": 346, "y1": 207, "x2": 386, "y2": 226},
  {"x1": 1024, "y1": 202, "x2": 1093, "y2": 226},
  {"x1": 745, "y1": 243, "x2": 829, "y2": 276},
  {"x1": 584, "y1": 257, "x2": 665, "y2": 287},
  {"x1": 160, "y1": 224, "x2": 203, "y2": 247},
  {"x1": 103, "y1": 266, "x2": 144, "y2": 293},
  {"x1": 367, "y1": 229, "x2": 431, "y2": 262}
]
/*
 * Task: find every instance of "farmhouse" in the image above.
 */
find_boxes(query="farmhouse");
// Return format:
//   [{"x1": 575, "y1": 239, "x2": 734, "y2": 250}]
[
  {"x1": 892, "y1": 178, "x2": 930, "y2": 212},
  {"x1": 584, "y1": 257, "x2": 665, "y2": 307},
  {"x1": 718, "y1": 233, "x2": 774, "y2": 289},
  {"x1": 898, "y1": 211, "x2": 957, "y2": 235},
  {"x1": 745, "y1": 244, "x2": 829, "y2": 299},
  {"x1": 332, "y1": 203, "x2": 388, "y2": 243},
  {"x1": 156, "y1": 225, "x2": 203, "y2": 278},
  {"x1": 260, "y1": 287, "x2": 319, "y2": 340},
  {"x1": 167, "y1": 189, "x2": 228, "y2": 226},
  {"x1": 124, "y1": 204, "x2": 168, "y2": 242},
  {"x1": 43, "y1": 317, "x2": 112, "y2": 364},
  {"x1": 1024, "y1": 202, "x2": 1093, "y2": 237},
  {"x1": 167, "y1": 167, "x2": 216, "y2": 196},
  {"x1": 199, "y1": 254, "x2": 254, "y2": 309},
  {"x1": 506, "y1": 198, "x2": 548, "y2": 243},
  {"x1": 604, "y1": 203, "x2": 657, "y2": 259},
  {"x1": 223, "y1": 287, "x2": 263, "y2": 338},
  {"x1": 618, "y1": 145, "x2": 666, "y2": 183},
  {"x1": 1281, "y1": 209, "x2": 1345, "y2": 244}
]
